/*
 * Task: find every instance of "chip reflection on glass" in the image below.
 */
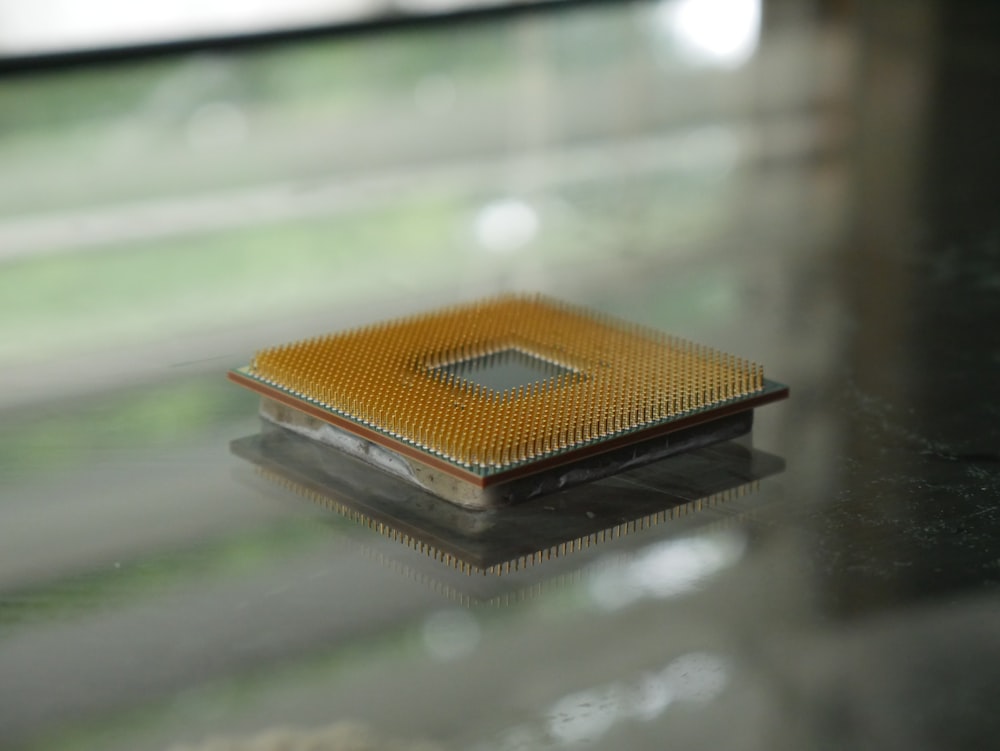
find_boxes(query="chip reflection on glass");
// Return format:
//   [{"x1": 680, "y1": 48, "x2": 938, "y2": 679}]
[{"x1": 231, "y1": 423, "x2": 785, "y2": 592}]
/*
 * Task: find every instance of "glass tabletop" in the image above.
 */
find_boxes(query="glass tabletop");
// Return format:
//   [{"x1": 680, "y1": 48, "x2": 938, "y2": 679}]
[{"x1": 2, "y1": 1, "x2": 999, "y2": 749}]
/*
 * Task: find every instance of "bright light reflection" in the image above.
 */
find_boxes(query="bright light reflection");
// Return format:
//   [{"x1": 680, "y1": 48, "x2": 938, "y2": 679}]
[
  {"x1": 630, "y1": 672, "x2": 673, "y2": 720},
  {"x1": 544, "y1": 653, "x2": 730, "y2": 746},
  {"x1": 655, "y1": 0, "x2": 761, "y2": 69},
  {"x1": 660, "y1": 652, "x2": 729, "y2": 703},
  {"x1": 548, "y1": 687, "x2": 621, "y2": 744},
  {"x1": 0, "y1": 0, "x2": 376, "y2": 55},
  {"x1": 589, "y1": 530, "x2": 746, "y2": 611},
  {"x1": 474, "y1": 198, "x2": 539, "y2": 253}
]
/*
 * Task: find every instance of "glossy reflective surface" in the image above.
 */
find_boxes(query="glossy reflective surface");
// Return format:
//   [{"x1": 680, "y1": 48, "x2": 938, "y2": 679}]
[
  {"x1": 2, "y1": 1, "x2": 1000, "y2": 749},
  {"x1": 231, "y1": 420, "x2": 783, "y2": 573}
]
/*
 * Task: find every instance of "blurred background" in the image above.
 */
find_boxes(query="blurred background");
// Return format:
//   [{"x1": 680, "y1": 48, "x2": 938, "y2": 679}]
[{"x1": 1, "y1": 0, "x2": 999, "y2": 750}]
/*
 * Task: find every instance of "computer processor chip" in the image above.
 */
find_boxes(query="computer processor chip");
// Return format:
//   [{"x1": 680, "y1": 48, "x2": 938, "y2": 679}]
[{"x1": 228, "y1": 295, "x2": 787, "y2": 508}]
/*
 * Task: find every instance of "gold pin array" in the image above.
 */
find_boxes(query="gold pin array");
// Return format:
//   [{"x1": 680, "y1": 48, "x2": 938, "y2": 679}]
[{"x1": 249, "y1": 295, "x2": 764, "y2": 470}]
